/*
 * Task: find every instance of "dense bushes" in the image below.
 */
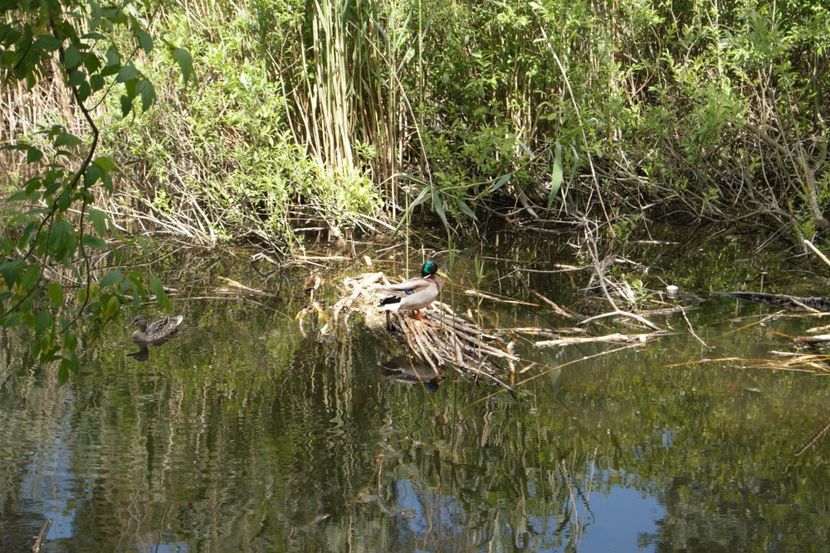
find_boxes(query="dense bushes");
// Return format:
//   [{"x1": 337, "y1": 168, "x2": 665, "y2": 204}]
[{"x1": 5, "y1": 0, "x2": 829, "y2": 242}]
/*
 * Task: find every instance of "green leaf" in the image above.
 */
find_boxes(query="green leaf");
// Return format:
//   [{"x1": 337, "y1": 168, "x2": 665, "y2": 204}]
[
  {"x1": 548, "y1": 143, "x2": 564, "y2": 209},
  {"x1": 19, "y1": 221, "x2": 39, "y2": 248},
  {"x1": 35, "y1": 309, "x2": 51, "y2": 333},
  {"x1": 126, "y1": 271, "x2": 146, "y2": 305},
  {"x1": 482, "y1": 173, "x2": 512, "y2": 198},
  {"x1": 0, "y1": 259, "x2": 23, "y2": 287},
  {"x1": 83, "y1": 52, "x2": 101, "y2": 73},
  {"x1": 8, "y1": 189, "x2": 33, "y2": 203},
  {"x1": 3, "y1": 313, "x2": 21, "y2": 328},
  {"x1": 88, "y1": 207, "x2": 108, "y2": 235},
  {"x1": 58, "y1": 361, "x2": 69, "y2": 384},
  {"x1": 410, "y1": 187, "x2": 430, "y2": 208},
  {"x1": 64, "y1": 44, "x2": 82, "y2": 68},
  {"x1": 431, "y1": 188, "x2": 450, "y2": 231},
  {"x1": 102, "y1": 172, "x2": 113, "y2": 193},
  {"x1": 19, "y1": 264, "x2": 41, "y2": 291},
  {"x1": 90, "y1": 74, "x2": 105, "y2": 92},
  {"x1": 0, "y1": 235, "x2": 12, "y2": 255},
  {"x1": 93, "y1": 156, "x2": 117, "y2": 173},
  {"x1": 150, "y1": 274, "x2": 171, "y2": 310},
  {"x1": 76, "y1": 81, "x2": 90, "y2": 102},
  {"x1": 33, "y1": 34, "x2": 60, "y2": 51},
  {"x1": 135, "y1": 29, "x2": 153, "y2": 54},
  {"x1": 55, "y1": 190, "x2": 70, "y2": 211},
  {"x1": 102, "y1": 295, "x2": 120, "y2": 319},
  {"x1": 136, "y1": 79, "x2": 155, "y2": 111},
  {"x1": 27, "y1": 146, "x2": 43, "y2": 163},
  {"x1": 120, "y1": 95, "x2": 132, "y2": 117},
  {"x1": 125, "y1": 79, "x2": 139, "y2": 98},
  {"x1": 68, "y1": 69, "x2": 85, "y2": 86},
  {"x1": 84, "y1": 164, "x2": 102, "y2": 186},
  {"x1": 100, "y1": 270, "x2": 123, "y2": 288},
  {"x1": 116, "y1": 64, "x2": 139, "y2": 83},
  {"x1": 50, "y1": 219, "x2": 77, "y2": 261},
  {"x1": 47, "y1": 282, "x2": 64, "y2": 306},
  {"x1": 82, "y1": 235, "x2": 107, "y2": 249},
  {"x1": 105, "y1": 46, "x2": 120, "y2": 67},
  {"x1": 63, "y1": 330, "x2": 77, "y2": 351},
  {"x1": 172, "y1": 47, "x2": 193, "y2": 82},
  {"x1": 54, "y1": 131, "x2": 82, "y2": 148},
  {"x1": 455, "y1": 198, "x2": 478, "y2": 221}
]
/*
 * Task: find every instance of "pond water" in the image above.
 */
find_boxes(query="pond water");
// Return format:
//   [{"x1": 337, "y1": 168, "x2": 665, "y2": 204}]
[{"x1": 2, "y1": 229, "x2": 830, "y2": 552}]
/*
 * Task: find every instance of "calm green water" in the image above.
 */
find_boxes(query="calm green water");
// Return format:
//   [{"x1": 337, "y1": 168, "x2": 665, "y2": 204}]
[{"x1": 2, "y1": 230, "x2": 830, "y2": 552}]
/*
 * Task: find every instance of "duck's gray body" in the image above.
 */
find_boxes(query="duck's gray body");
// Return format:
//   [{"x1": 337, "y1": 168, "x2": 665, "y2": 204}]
[{"x1": 378, "y1": 275, "x2": 443, "y2": 312}]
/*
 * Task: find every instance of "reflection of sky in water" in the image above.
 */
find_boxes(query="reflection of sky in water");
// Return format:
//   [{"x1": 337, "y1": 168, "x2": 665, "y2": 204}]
[
  {"x1": 394, "y1": 477, "x2": 663, "y2": 552},
  {"x1": 17, "y1": 398, "x2": 188, "y2": 553},
  {"x1": 579, "y1": 487, "x2": 661, "y2": 553},
  {"x1": 22, "y1": 438, "x2": 190, "y2": 552},
  {"x1": 21, "y1": 403, "x2": 78, "y2": 543},
  {"x1": 395, "y1": 479, "x2": 465, "y2": 539}
]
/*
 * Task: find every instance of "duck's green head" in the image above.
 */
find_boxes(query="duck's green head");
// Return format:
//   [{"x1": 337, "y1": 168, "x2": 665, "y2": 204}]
[{"x1": 421, "y1": 259, "x2": 439, "y2": 277}]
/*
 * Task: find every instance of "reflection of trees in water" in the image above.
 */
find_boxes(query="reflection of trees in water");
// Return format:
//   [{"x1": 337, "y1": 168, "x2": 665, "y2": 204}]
[{"x1": 2, "y1": 288, "x2": 830, "y2": 551}]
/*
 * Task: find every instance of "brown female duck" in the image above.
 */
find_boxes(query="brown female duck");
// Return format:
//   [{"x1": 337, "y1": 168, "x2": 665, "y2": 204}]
[{"x1": 128, "y1": 314, "x2": 184, "y2": 347}]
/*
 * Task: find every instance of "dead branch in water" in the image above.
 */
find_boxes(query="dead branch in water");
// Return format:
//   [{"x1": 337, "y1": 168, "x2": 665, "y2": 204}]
[
  {"x1": 803, "y1": 240, "x2": 830, "y2": 270},
  {"x1": 666, "y1": 353, "x2": 830, "y2": 374},
  {"x1": 215, "y1": 276, "x2": 277, "y2": 298},
  {"x1": 465, "y1": 289, "x2": 539, "y2": 307},
  {"x1": 535, "y1": 331, "x2": 665, "y2": 348},
  {"x1": 579, "y1": 309, "x2": 662, "y2": 331},
  {"x1": 795, "y1": 334, "x2": 830, "y2": 345},
  {"x1": 796, "y1": 417, "x2": 830, "y2": 456},
  {"x1": 531, "y1": 291, "x2": 578, "y2": 319}
]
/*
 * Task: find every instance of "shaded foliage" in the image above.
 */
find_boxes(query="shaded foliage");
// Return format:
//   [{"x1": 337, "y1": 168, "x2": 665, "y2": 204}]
[{"x1": 1, "y1": 0, "x2": 187, "y2": 374}]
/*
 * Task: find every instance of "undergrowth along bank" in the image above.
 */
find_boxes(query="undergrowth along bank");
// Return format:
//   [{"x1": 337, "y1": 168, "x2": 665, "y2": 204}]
[{"x1": 4, "y1": 0, "x2": 830, "y2": 248}]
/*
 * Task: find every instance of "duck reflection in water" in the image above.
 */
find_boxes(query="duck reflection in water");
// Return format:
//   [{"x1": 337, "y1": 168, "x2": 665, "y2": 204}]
[
  {"x1": 380, "y1": 354, "x2": 441, "y2": 392},
  {"x1": 127, "y1": 347, "x2": 150, "y2": 361}
]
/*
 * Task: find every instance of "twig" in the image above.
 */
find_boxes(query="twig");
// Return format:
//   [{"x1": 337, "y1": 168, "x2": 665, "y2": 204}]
[
  {"x1": 579, "y1": 310, "x2": 662, "y2": 331},
  {"x1": 464, "y1": 289, "x2": 539, "y2": 307},
  {"x1": 803, "y1": 240, "x2": 830, "y2": 270},
  {"x1": 33, "y1": 519, "x2": 52, "y2": 553},
  {"x1": 531, "y1": 291, "x2": 577, "y2": 319},
  {"x1": 680, "y1": 305, "x2": 708, "y2": 348},
  {"x1": 795, "y1": 417, "x2": 830, "y2": 456},
  {"x1": 516, "y1": 264, "x2": 588, "y2": 273}
]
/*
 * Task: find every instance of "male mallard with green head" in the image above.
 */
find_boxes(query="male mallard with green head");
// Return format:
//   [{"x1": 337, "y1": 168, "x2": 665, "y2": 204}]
[
  {"x1": 129, "y1": 314, "x2": 184, "y2": 347},
  {"x1": 378, "y1": 260, "x2": 443, "y2": 319}
]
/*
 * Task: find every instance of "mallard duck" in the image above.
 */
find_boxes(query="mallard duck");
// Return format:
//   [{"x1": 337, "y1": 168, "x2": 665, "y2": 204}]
[
  {"x1": 128, "y1": 314, "x2": 184, "y2": 346},
  {"x1": 378, "y1": 260, "x2": 443, "y2": 317}
]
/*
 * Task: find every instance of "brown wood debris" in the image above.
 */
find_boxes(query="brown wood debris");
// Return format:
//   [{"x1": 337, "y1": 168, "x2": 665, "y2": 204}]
[{"x1": 330, "y1": 272, "x2": 518, "y2": 391}]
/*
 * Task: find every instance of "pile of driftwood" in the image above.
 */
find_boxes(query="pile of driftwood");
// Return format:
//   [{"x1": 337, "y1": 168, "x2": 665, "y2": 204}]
[{"x1": 330, "y1": 272, "x2": 519, "y2": 391}]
